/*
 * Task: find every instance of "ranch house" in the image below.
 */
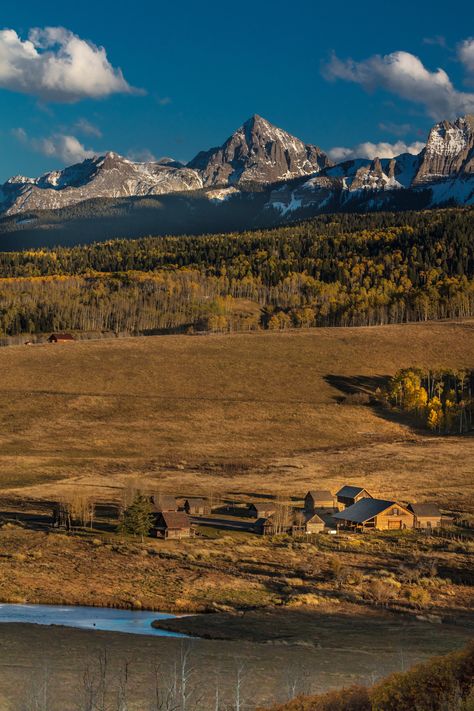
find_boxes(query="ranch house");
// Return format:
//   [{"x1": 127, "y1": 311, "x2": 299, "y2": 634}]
[{"x1": 333, "y1": 498, "x2": 414, "y2": 531}]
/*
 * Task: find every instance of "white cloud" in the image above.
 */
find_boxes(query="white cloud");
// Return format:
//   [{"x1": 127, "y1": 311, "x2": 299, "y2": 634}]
[
  {"x1": 328, "y1": 140, "x2": 425, "y2": 162},
  {"x1": 74, "y1": 118, "x2": 102, "y2": 137},
  {"x1": 0, "y1": 26, "x2": 140, "y2": 102},
  {"x1": 13, "y1": 127, "x2": 97, "y2": 164},
  {"x1": 323, "y1": 49, "x2": 474, "y2": 119},
  {"x1": 458, "y1": 39, "x2": 474, "y2": 83}
]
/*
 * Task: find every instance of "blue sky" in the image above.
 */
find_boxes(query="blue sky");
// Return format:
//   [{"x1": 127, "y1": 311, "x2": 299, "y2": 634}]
[{"x1": 1, "y1": 0, "x2": 474, "y2": 181}]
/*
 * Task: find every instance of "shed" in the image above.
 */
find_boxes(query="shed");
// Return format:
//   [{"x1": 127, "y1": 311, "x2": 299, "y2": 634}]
[
  {"x1": 150, "y1": 494, "x2": 177, "y2": 512},
  {"x1": 304, "y1": 512, "x2": 325, "y2": 534},
  {"x1": 153, "y1": 511, "x2": 192, "y2": 539},
  {"x1": 184, "y1": 498, "x2": 211, "y2": 516},
  {"x1": 47, "y1": 333, "x2": 75, "y2": 343},
  {"x1": 248, "y1": 503, "x2": 277, "y2": 519},
  {"x1": 304, "y1": 490, "x2": 334, "y2": 513},
  {"x1": 254, "y1": 517, "x2": 276, "y2": 536},
  {"x1": 408, "y1": 503, "x2": 442, "y2": 529},
  {"x1": 333, "y1": 498, "x2": 414, "y2": 531},
  {"x1": 336, "y1": 485, "x2": 373, "y2": 509}
]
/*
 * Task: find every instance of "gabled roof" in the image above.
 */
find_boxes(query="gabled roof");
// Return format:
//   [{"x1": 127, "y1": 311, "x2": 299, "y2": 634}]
[
  {"x1": 408, "y1": 503, "x2": 441, "y2": 517},
  {"x1": 305, "y1": 512, "x2": 325, "y2": 525},
  {"x1": 333, "y1": 498, "x2": 409, "y2": 523},
  {"x1": 336, "y1": 485, "x2": 371, "y2": 499},
  {"x1": 249, "y1": 502, "x2": 276, "y2": 512},
  {"x1": 306, "y1": 490, "x2": 333, "y2": 501},
  {"x1": 185, "y1": 497, "x2": 208, "y2": 506},
  {"x1": 158, "y1": 511, "x2": 190, "y2": 529},
  {"x1": 151, "y1": 494, "x2": 177, "y2": 512}
]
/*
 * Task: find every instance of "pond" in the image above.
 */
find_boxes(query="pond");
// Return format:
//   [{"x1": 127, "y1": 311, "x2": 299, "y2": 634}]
[{"x1": 0, "y1": 603, "x2": 189, "y2": 637}]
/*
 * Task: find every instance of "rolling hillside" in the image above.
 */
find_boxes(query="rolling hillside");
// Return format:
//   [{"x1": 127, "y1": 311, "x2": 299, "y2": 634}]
[{"x1": 0, "y1": 321, "x2": 472, "y2": 510}]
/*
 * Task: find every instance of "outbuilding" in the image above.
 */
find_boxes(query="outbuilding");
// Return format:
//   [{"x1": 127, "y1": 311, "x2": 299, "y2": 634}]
[
  {"x1": 336, "y1": 485, "x2": 373, "y2": 509},
  {"x1": 153, "y1": 511, "x2": 192, "y2": 539},
  {"x1": 304, "y1": 512, "x2": 325, "y2": 534},
  {"x1": 333, "y1": 498, "x2": 414, "y2": 531},
  {"x1": 150, "y1": 494, "x2": 177, "y2": 512},
  {"x1": 248, "y1": 503, "x2": 277, "y2": 519},
  {"x1": 184, "y1": 498, "x2": 211, "y2": 516},
  {"x1": 47, "y1": 333, "x2": 75, "y2": 343},
  {"x1": 304, "y1": 490, "x2": 334, "y2": 513},
  {"x1": 408, "y1": 503, "x2": 442, "y2": 529}
]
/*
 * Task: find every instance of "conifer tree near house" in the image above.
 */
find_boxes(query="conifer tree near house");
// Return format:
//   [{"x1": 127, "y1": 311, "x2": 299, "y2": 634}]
[{"x1": 119, "y1": 493, "x2": 154, "y2": 542}]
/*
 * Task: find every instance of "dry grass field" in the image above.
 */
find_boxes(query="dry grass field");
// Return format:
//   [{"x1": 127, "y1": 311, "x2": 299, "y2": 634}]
[{"x1": 0, "y1": 319, "x2": 472, "y2": 510}]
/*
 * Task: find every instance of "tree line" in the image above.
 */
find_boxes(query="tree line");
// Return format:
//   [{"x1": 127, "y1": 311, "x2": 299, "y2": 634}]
[
  {"x1": 385, "y1": 368, "x2": 473, "y2": 434},
  {"x1": 0, "y1": 208, "x2": 473, "y2": 336}
]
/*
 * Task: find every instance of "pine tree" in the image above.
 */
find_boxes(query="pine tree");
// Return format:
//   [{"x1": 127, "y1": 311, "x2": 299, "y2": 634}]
[{"x1": 119, "y1": 493, "x2": 154, "y2": 542}]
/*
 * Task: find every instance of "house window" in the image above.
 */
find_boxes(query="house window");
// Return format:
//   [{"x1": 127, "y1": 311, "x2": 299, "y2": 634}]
[{"x1": 392, "y1": 508, "x2": 399, "y2": 515}]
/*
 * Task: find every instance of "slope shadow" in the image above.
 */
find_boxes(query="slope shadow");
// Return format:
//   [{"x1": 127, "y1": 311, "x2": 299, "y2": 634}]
[
  {"x1": 324, "y1": 373, "x2": 426, "y2": 433},
  {"x1": 325, "y1": 374, "x2": 389, "y2": 401}
]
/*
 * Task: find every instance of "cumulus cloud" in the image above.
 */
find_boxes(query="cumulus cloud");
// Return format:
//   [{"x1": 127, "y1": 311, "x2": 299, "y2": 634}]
[
  {"x1": 0, "y1": 26, "x2": 140, "y2": 102},
  {"x1": 328, "y1": 140, "x2": 425, "y2": 163},
  {"x1": 458, "y1": 39, "x2": 474, "y2": 83},
  {"x1": 323, "y1": 49, "x2": 474, "y2": 119},
  {"x1": 13, "y1": 127, "x2": 97, "y2": 164}
]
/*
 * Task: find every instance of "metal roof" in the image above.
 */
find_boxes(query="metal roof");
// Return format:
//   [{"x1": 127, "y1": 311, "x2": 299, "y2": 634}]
[
  {"x1": 333, "y1": 498, "x2": 406, "y2": 523},
  {"x1": 336, "y1": 485, "x2": 371, "y2": 499},
  {"x1": 408, "y1": 503, "x2": 441, "y2": 517}
]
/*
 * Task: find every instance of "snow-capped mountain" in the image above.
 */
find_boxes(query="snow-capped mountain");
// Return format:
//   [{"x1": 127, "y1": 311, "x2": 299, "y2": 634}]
[
  {"x1": 1, "y1": 114, "x2": 474, "y2": 242},
  {"x1": 413, "y1": 115, "x2": 474, "y2": 184},
  {"x1": 187, "y1": 114, "x2": 332, "y2": 186},
  {"x1": 0, "y1": 152, "x2": 203, "y2": 216}
]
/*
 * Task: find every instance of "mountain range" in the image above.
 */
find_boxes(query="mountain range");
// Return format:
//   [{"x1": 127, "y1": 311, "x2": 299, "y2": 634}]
[{"x1": 1, "y1": 113, "x2": 474, "y2": 248}]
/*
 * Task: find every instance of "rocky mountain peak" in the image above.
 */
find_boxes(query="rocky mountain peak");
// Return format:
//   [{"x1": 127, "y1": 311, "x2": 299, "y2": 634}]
[
  {"x1": 413, "y1": 114, "x2": 474, "y2": 184},
  {"x1": 188, "y1": 114, "x2": 333, "y2": 186}
]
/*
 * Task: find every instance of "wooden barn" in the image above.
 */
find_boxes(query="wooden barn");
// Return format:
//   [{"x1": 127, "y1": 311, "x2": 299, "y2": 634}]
[
  {"x1": 304, "y1": 490, "x2": 334, "y2": 513},
  {"x1": 153, "y1": 511, "x2": 192, "y2": 539},
  {"x1": 408, "y1": 503, "x2": 442, "y2": 529},
  {"x1": 47, "y1": 333, "x2": 75, "y2": 344},
  {"x1": 184, "y1": 498, "x2": 211, "y2": 516},
  {"x1": 336, "y1": 485, "x2": 373, "y2": 509},
  {"x1": 333, "y1": 498, "x2": 414, "y2": 531},
  {"x1": 248, "y1": 503, "x2": 277, "y2": 519},
  {"x1": 150, "y1": 494, "x2": 177, "y2": 512}
]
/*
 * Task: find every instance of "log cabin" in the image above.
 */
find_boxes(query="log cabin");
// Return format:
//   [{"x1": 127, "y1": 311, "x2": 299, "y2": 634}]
[
  {"x1": 408, "y1": 503, "x2": 442, "y2": 529},
  {"x1": 336, "y1": 485, "x2": 373, "y2": 509},
  {"x1": 333, "y1": 498, "x2": 414, "y2": 531}
]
